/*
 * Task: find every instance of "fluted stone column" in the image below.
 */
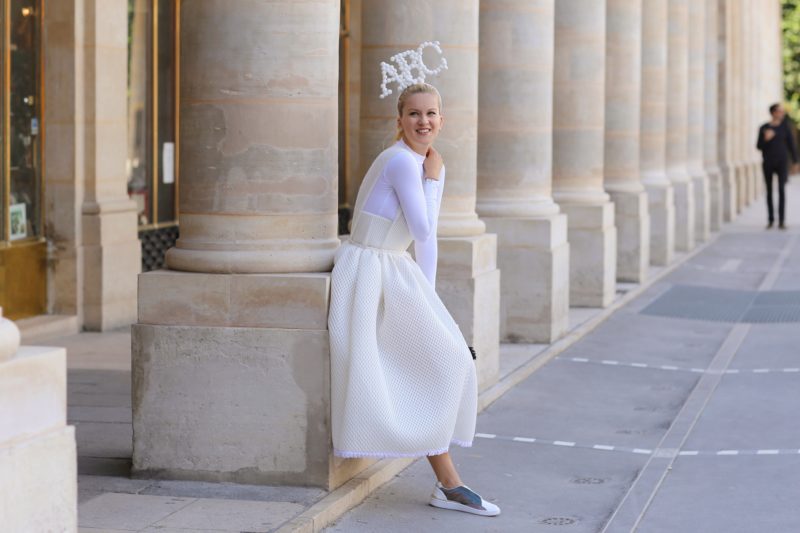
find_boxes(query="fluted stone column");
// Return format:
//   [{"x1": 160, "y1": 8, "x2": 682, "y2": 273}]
[
  {"x1": 688, "y1": 0, "x2": 710, "y2": 242},
  {"x1": 361, "y1": 0, "x2": 499, "y2": 390},
  {"x1": 132, "y1": 1, "x2": 359, "y2": 490},
  {"x1": 477, "y1": 0, "x2": 568, "y2": 343},
  {"x1": 0, "y1": 310, "x2": 77, "y2": 530},
  {"x1": 641, "y1": 0, "x2": 675, "y2": 266},
  {"x1": 605, "y1": 0, "x2": 649, "y2": 282},
  {"x1": 718, "y1": 0, "x2": 738, "y2": 221},
  {"x1": 554, "y1": 0, "x2": 617, "y2": 307},
  {"x1": 666, "y1": 0, "x2": 695, "y2": 251},
  {"x1": 704, "y1": 0, "x2": 723, "y2": 231}
]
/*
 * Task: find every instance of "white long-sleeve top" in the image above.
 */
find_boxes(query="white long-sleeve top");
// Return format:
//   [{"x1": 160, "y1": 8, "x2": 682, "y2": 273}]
[{"x1": 361, "y1": 140, "x2": 445, "y2": 287}]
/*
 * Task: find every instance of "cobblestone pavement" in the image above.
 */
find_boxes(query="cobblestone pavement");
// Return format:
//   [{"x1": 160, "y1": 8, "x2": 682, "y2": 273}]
[{"x1": 325, "y1": 184, "x2": 800, "y2": 533}]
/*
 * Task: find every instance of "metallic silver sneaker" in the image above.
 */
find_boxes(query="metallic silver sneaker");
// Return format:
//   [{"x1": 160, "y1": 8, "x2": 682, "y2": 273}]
[{"x1": 429, "y1": 482, "x2": 501, "y2": 517}]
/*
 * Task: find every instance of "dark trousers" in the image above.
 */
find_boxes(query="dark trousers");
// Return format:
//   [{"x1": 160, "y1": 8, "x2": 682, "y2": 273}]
[{"x1": 762, "y1": 160, "x2": 788, "y2": 224}]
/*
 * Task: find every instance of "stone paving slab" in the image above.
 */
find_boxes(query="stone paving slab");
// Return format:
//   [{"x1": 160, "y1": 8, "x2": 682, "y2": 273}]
[{"x1": 636, "y1": 455, "x2": 800, "y2": 533}]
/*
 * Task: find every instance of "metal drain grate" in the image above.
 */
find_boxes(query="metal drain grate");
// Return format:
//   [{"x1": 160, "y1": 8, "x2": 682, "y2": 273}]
[
  {"x1": 641, "y1": 285, "x2": 800, "y2": 323},
  {"x1": 540, "y1": 517, "x2": 577, "y2": 526},
  {"x1": 572, "y1": 477, "x2": 605, "y2": 485}
]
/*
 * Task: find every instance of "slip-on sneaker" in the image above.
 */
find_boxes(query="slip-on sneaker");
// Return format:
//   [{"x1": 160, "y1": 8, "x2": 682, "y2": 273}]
[{"x1": 429, "y1": 482, "x2": 501, "y2": 517}]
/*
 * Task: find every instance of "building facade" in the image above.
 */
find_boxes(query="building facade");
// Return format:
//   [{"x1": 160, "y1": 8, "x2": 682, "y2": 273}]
[{"x1": 0, "y1": 0, "x2": 785, "y2": 521}]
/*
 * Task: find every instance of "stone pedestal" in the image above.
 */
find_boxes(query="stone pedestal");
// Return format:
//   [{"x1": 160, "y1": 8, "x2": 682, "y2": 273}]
[
  {"x1": 133, "y1": 272, "x2": 370, "y2": 489},
  {"x1": 671, "y1": 178, "x2": 696, "y2": 251},
  {"x1": 692, "y1": 174, "x2": 711, "y2": 242},
  {"x1": 720, "y1": 164, "x2": 738, "y2": 222},
  {"x1": 482, "y1": 216, "x2": 569, "y2": 343},
  {"x1": 608, "y1": 190, "x2": 650, "y2": 281},
  {"x1": 0, "y1": 315, "x2": 77, "y2": 531},
  {"x1": 559, "y1": 203, "x2": 617, "y2": 308},
  {"x1": 436, "y1": 235, "x2": 500, "y2": 391},
  {"x1": 643, "y1": 179, "x2": 676, "y2": 266}
]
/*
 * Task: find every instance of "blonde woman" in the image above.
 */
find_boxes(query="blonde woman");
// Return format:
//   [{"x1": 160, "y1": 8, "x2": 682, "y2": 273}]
[{"x1": 328, "y1": 82, "x2": 500, "y2": 517}]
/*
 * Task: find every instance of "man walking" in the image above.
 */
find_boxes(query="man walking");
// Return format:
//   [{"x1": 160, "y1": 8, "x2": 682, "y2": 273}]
[{"x1": 757, "y1": 103, "x2": 799, "y2": 229}]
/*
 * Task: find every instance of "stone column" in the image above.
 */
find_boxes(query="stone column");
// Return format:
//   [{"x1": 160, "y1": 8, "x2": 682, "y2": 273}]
[
  {"x1": 477, "y1": 0, "x2": 569, "y2": 343},
  {"x1": 688, "y1": 0, "x2": 710, "y2": 242},
  {"x1": 0, "y1": 310, "x2": 77, "y2": 530},
  {"x1": 361, "y1": 0, "x2": 500, "y2": 389},
  {"x1": 132, "y1": 1, "x2": 359, "y2": 490},
  {"x1": 43, "y1": 0, "x2": 141, "y2": 330},
  {"x1": 666, "y1": 0, "x2": 695, "y2": 252},
  {"x1": 81, "y1": 0, "x2": 142, "y2": 329},
  {"x1": 733, "y1": 1, "x2": 747, "y2": 213},
  {"x1": 553, "y1": 0, "x2": 617, "y2": 307},
  {"x1": 704, "y1": 0, "x2": 723, "y2": 231},
  {"x1": 718, "y1": 0, "x2": 738, "y2": 221},
  {"x1": 641, "y1": 0, "x2": 675, "y2": 266},
  {"x1": 605, "y1": 0, "x2": 649, "y2": 282}
]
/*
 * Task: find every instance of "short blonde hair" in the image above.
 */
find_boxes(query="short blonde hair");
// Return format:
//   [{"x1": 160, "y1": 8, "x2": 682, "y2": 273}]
[{"x1": 395, "y1": 83, "x2": 443, "y2": 140}]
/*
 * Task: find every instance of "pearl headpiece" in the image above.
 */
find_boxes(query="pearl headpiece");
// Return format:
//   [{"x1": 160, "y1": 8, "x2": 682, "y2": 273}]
[{"x1": 379, "y1": 41, "x2": 448, "y2": 99}]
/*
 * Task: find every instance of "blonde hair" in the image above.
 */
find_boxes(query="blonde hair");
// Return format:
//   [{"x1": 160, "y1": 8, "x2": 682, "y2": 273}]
[{"x1": 394, "y1": 83, "x2": 443, "y2": 141}]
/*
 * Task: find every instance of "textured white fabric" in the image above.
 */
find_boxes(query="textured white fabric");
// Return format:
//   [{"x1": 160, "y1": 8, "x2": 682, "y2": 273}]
[
  {"x1": 361, "y1": 140, "x2": 445, "y2": 286},
  {"x1": 329, "y1": 142, "x2": 478, "y2": 459}
]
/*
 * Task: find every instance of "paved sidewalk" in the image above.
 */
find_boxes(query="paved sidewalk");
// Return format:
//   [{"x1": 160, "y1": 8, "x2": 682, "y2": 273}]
[
  {"x1": 37, "y1": 182, "x2": 799, "y2": 532},
  {"x1": 325, "y1": 182, "x2": 800, "y2": 533}
]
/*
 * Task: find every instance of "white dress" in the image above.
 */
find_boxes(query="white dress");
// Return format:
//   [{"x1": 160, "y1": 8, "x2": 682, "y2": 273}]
[{"x1": 329, "y1": 140, "x2": 478, "y2": 458}]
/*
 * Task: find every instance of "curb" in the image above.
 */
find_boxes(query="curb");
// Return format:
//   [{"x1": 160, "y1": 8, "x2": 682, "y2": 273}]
[{"x1": 276, "y1": 233, "x2": 719, "y2": 533}]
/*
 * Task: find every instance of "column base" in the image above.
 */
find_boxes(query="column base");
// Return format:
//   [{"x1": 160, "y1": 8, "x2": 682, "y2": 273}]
[
  {"x1": 692, "y1": 173, "x2": 711, "y2": 243},
  {"x1": 672, "y1": 180, "x2": 696, "y2": 252},
  {"x1": 82, "y1": 204, "x2": 141, "y2": 330},
  {"x1": 436, "y1": 234, "x2": 500, "y2": 391},
  {"x1": 0, "y1": 346, "x2": 77, "y2": 532},
  {"x1": 735, "y1": 163, "x2": 748, "y2": 212},
  {"x1": 706, "y1": 166, "x2": 724, "y2": 231},
  {"x1": 482, "y1": 215, "x2": 569, "y2": 344},
  {"x1": 560, "y1": 202, "x2": 617, "y2": 308},
  {"x1": 719, "y1": 163, "x2": 737, "y2": 222},
  {"x1": 608, "y1": 190, "x2": 650, "y2": 283},
  {"x1": 644, "y1": 182, "x2": 675, "y2": 266},
  {"x1": 132, "y1": 271, "x2": 372, "y2": 490}
]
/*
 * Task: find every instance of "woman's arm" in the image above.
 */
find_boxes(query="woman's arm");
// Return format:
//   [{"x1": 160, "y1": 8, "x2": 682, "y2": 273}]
[
  {"x1": 413, "y1": 168, "x2": 445, "y2": 287},
  {"x1": 385, "y1": 152, "x2": 440, "y2": 243}
]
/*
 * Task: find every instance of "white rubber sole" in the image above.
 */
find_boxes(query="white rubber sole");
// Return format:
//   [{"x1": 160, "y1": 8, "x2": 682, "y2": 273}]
[{"x1": 429, "y1": 496, "x2": 501, "y2": 517}]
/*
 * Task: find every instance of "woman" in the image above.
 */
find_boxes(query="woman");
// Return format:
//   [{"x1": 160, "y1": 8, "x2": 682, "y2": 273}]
[{"x1": 329, "y1": 82, "x2": 500, "y2": 517}]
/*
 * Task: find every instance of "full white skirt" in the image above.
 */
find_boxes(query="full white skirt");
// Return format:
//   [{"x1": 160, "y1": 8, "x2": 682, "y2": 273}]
[{"x1": 328, "y1": 242, "x2": 478, "y2": 458}]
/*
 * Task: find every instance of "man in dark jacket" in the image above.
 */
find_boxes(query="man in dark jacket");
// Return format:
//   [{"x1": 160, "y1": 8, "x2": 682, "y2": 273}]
[{"x1": 757, "y1": 103, "x2": 799, "y2": 229}]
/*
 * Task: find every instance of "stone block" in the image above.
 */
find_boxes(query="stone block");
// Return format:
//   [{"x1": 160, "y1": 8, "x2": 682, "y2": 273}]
[
  {"x1": 0, "y1": 345, "x2": 77, "y2": 532},
  {"x1": 644, "y1": 182, "x2": 675, "y2": 266},
  {"x1": 483, "y1": 215, "x2": 570, "y2": 343},
  {"x1": 437, "y1": 269, "x2": 500, "y2": 392},
  {"x1": 706, "y1": 167, "x2": 724, "y2": 231},
  {"x1": 131, "y1": 323, "x2": 372, "y2": 489},
  {"x1": 561, "y1": 202, "x2": 617, "y2": 308},
  {"x1": 719, "y1": 164, "x2": 737, "y2": 222},
  {"x1": 138, "y1": 270, "x2": 331, "y2": 330},
  {"x1": 0, "y1": 346, "x2": 67, "y2": 442},
  {"x1": 437, "y1": 233, "x2": 497, "y2": 279},
  {"x1": 0, "y1": 426, "x2": 77, "y2": 533},
  {"x1": 672, "y1": 179, "x2": 696, "y2": 252},
  {"x1": 608, "y1": 190, "x2": 650, "y2": 283},
  {"x1": 693, "y1": 174, "x2": 711, "y2": 243}
]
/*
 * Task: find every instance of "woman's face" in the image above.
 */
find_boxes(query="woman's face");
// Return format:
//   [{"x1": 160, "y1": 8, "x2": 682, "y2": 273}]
[{"x1": 397, "y1": 92, "x2": 443, "y2": 149}]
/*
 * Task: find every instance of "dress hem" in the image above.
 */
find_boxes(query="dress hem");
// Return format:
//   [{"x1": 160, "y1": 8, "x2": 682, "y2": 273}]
[{"x1": 333, "y1": 439, "x2": 473, "y2": 459}]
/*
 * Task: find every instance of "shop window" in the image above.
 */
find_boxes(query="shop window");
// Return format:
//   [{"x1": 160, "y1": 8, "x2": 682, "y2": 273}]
[{"x1": 127, "y1": 0, "x2": 179, "y2": 230}]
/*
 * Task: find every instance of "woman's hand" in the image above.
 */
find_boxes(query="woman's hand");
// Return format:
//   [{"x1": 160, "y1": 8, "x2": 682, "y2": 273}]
[
  {"x1": 764, "y1": 129, "x2": 776, "y2": 142},
  {"x1": 424, "y1": 147, "x2": 443, "y2": 180}
]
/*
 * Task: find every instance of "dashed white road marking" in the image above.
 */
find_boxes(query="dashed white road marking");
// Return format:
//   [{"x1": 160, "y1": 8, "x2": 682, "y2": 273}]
[
  {"x1": 474, "y1": 433, "x2": 800, "y2": 457},
  {"x1": 559, "y1": 357, "x2": 800, "y2": 375}
]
